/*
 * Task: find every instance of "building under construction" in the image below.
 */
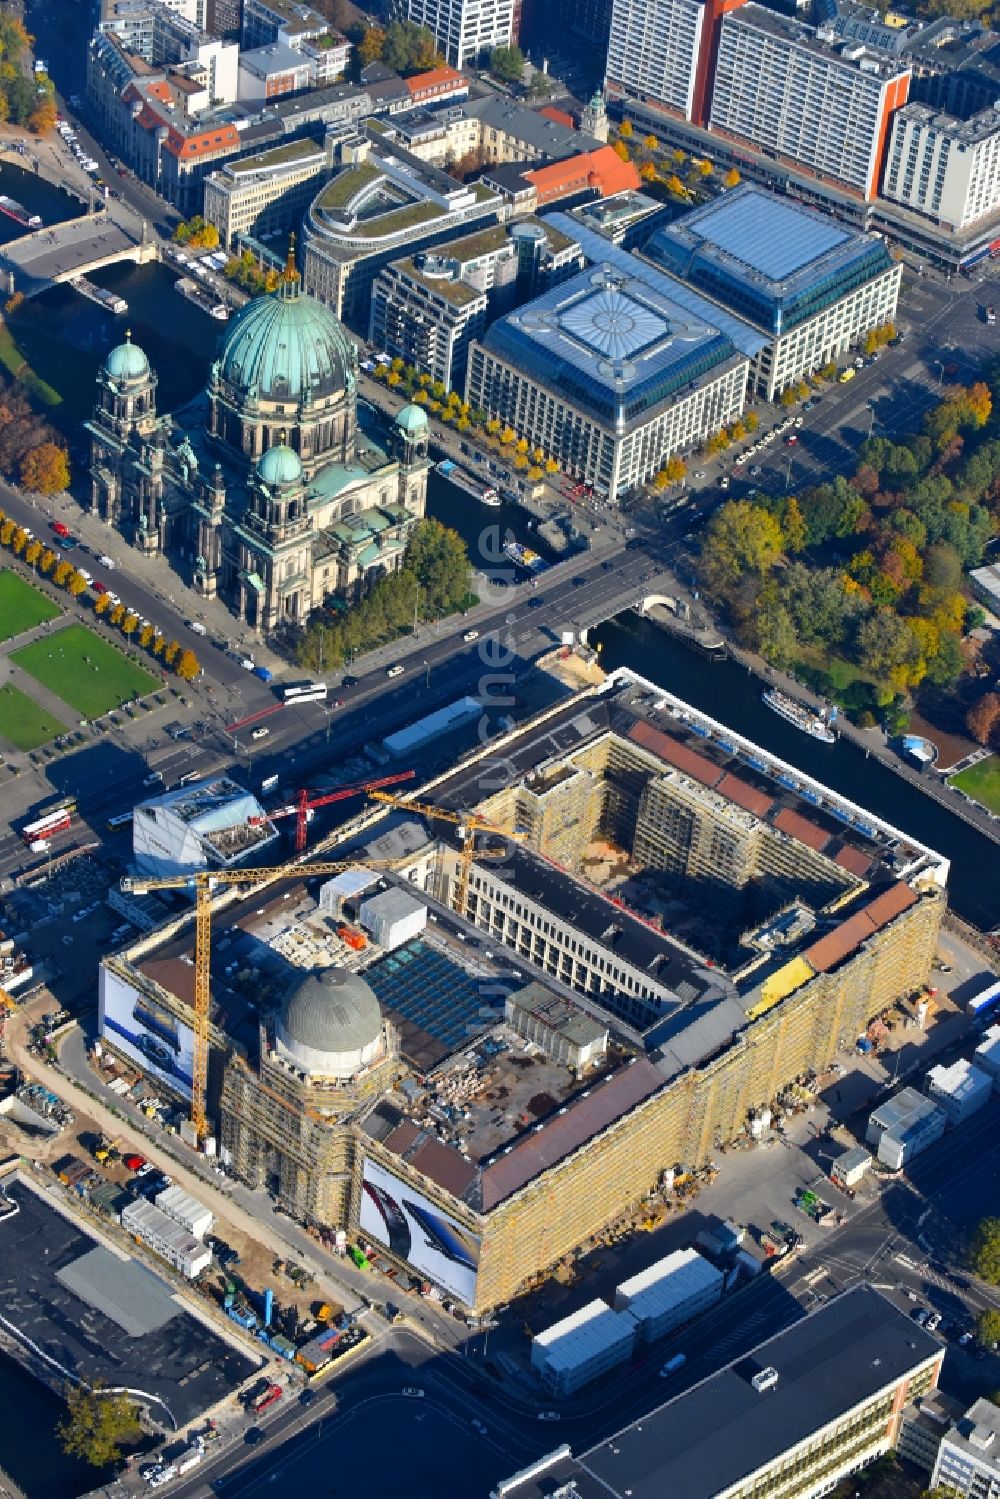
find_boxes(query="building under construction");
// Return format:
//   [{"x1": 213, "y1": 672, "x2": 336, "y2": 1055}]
[{"x1": 98, "y1": 669, "x2": 947, "y2": 1312}]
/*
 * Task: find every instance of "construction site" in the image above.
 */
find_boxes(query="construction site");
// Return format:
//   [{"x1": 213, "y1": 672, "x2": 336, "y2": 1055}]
[{"x1": 93, "y1": 668, "x2": 948, "y2": 1313}]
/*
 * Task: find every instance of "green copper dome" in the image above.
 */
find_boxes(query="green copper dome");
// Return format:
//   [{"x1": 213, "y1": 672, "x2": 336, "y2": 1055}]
[
  {"x1": 218, "y1": 262, "x2": 353, "y2": 403},
  {"x1": 257, "y1": 442, "x2": 303, "y2": 487},
  {"x1": 395, "y1": 402, "x2": 429, "y2": 436},
  {"x1": 104, "y1": 331, "x2": 149, "y2": 382}
]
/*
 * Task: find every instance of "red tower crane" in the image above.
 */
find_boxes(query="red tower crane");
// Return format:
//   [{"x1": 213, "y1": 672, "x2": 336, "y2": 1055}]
[{"x1": 251, "y1": 770, "x2": 416, "y2": 853}]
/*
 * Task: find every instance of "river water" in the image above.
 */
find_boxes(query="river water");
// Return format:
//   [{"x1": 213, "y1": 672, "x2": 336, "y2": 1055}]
[{"x1": 4, "y1": 255, "x2": 997, "y2": 930}]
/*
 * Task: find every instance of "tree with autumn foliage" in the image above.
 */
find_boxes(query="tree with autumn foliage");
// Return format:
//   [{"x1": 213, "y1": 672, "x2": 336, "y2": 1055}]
[
  {"x1": 175, "y1": 649, "x2": 200, "y2": 681},
  {"x1": 966, "y1": 692, "x2": 1000, "y2": 746},
  {"x1": 24, "y1": 538, "x2": 41, "y2": 567},
  {"x1": 66, "y1": 571, "x2": 87, "y2": 597},
  {"x1": 139, "y1": 624, "x2": 154, "y2": 649},
  {"x1": 20, "y1": 442, "x2": 69, "y2": 495},
  {"x1": 38, "y1": 548, "x2": 55, "y2": 574},
  {"x1": 28, "y1": 96, "x2": 57, "y2": 134},
  {"x1": 94, "y1": 593, "x2": 111, "y2": 617},
  {"x1": 164, "y1": 640, "x2": 181, "y2": 666},
  {"x1": 52, "y1": 559, "x2": 72, "y2": 587}
]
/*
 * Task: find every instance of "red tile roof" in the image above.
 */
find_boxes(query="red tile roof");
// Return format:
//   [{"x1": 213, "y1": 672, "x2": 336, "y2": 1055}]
[
  {"x1": 803, "y1": 911, "x2": 878, "y2": 973},
  {"x1": 862, "y1": 881, "x2": 918, "y2": 929},
  {"x1": 833, "y1": 844, "x2": 873, "y2": 878},
  {"x1": 383, "y1": 1121, "x2": 421, "y2": 1156},
  {"x1": 525, "y1": 145, "x2": 640, "y2": 204},
  {"x1": 628, "y1": 720, "x2": 722, "y2": 787},
  {"x1": 539, "y1": 105, "x2": 575, "y2": 128},
  {"x1": 407, "y1": 1138, "x2": 477, "y2": 1199},
  {"x1": 405, "y1": 64, "x2": 464, "y2": 96},
  {"x1": 480, "y1": 1059, "x2": 662, "y2": 1211},
  {"x1": 716, "y1": 772, "x2": 774, "y2": 818},
  {"x1": 772, "y1": 806, "x2": 829, "y2": 851}
]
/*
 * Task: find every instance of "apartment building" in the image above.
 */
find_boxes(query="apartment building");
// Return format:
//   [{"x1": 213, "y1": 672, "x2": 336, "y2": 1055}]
[
  {"x1": 932, "y1": 1399, "x2": 1000, "y2": 1497},
  {"x1": 98, "y1": 0, "x2": 239, "y2": 102},
  {"x1": 241, "y1": 0, "x2": 327, "y2": 49},
  {"x1": 496, "y1": 1287, "x2": 944, "y2": 1499},
  {"x1": 710, "y1": 5, "x2": 910, "y2": 199},
  {"x1": 400, "y1": 0, "x2": 514, "y2": 68},
  {"x1": 642, "y1": 186, "x2": 901, "y2": 398},
  {"x1": 884, "y1": 102, "x2": 1000, "y2": 230},
  {"x1": 369, "y1": 218, "x2": 583, "y2": 391},
  {"x1": 237, "y1": 42, "x2": 310, "y2": 102},
  {"x1": 204, "y1": 136, "x2": 331, "y2": 249}
]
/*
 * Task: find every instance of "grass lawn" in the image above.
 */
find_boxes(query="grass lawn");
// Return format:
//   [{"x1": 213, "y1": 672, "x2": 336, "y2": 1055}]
[
  {"x1": 950, "y1": 756, "x2": 1000, "y2": 815},
  {"x1": 0, "y1": 568, "x2": 60, "y2": 641},
  {"x1": 11, "y1": 623, "x2": 158, "y2": 718},
  {"x1": 0, "y1": 683, "x2": 66, "y2": 750}
]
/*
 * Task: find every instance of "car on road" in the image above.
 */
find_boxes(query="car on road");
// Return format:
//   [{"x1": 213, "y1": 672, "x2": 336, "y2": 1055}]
[
  {"x1": 402, "y1": 1388, "x2": 425, "y2": 1398},
  {"x1": 718, "y1": 476, "x2": 730, "y2": 489},
  {"x1": 245, "y1": 1427, "x2": 265, "y2": 1446},
  {"x1": 601, "y1": 559, "x2": 614, "y2": 570},
  {"x1": 251, "y1": 726, "x2": 270, "y2": 740},
  {"x1": 914, "y1": 1308, "x2": 929, "y2": 1324},
  {"x1": 528, "y1": 597, "x2": 543, "y2": 608},
  {"x1": 300, "y1": 1389, "x2": 316, "y2": 1406},
  {"x1": 143, "y1": 771, "x2": 163, "y2": 788},
  {"x1": 471, "y1": 1418, "x2": 488, "y2": 1435},
  {"x1": 463, "y1": 629, "x2": 480, "y2": 642},
  {"x1": 926, "y1": 1311, "x2": 942, "y2": 1332},
  {"x1": 785, "y1": 434, "x2": 798, "y2": 444},
  {"x1": 571, "y1": 575, "x2": 587, "y2": 586},
  {"x1": 51, "y1": 520, "x2": 70, "y2": 537},
  {"x1": 92, "y1": 580, "x2": 107, "y2": 593},
  {"x1": 386, "y1": 663, "x2": 405, "y2": 678},
  {"x1": 341, "y1": 674, "x2": 359, "y2": 687},
  {"x1": 537, "y1": 1411, "x2": 560, "y2": 1422}
]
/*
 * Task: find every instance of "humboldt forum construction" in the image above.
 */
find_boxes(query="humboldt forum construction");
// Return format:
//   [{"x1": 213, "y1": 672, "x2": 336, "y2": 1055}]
[{"x1": 98, "y1": 668, "x2": 947, "y2": 1313}]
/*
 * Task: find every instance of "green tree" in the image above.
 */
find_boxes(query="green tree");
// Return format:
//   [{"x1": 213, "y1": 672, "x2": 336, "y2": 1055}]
[
  {"x1": 405, "y1": 517, "x2": 471, "y2": 615},
  {"x1": 700, "y1": 500, "x2": 784, "y2": 591},
  {"x1": 490, "y1": 44, "x2": 525, "y2": 83},
  {"x1": 755, "y1": 593, "x2": 798, "y2": 668},
  {"x1": 977, "y1": 1307, "x2": 1000, "y2": 1346},
  {"x1": 382, "y1": 20, "x2": 438, "y2": 72},
  {"x1": 59, "y1": 1385, "x2": 140, "y2": 1469},
  {"x1": 855, "y1": 610, "x2": 922, "y2": 687}
]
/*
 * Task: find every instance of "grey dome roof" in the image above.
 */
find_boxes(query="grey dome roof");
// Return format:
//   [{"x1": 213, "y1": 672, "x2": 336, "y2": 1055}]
[{"x1": 280, "y1": 966, "x2": 382, "y2": 1056}]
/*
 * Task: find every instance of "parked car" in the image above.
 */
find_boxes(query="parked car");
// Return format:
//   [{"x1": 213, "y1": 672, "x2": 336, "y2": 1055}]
[{"x1": 251, "y1": 726, "x2": 270, "y2": 740}]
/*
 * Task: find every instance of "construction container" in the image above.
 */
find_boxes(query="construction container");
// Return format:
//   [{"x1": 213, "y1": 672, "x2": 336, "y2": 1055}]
[
  {"x1": 613, "y1": 1248, "x2": 724, "y2": 1343},
  {"x1": 358, "y1": 888, "x2": 427, "y2": 951},
  {"x1": 925, "y1": 1059, "x2": 992, "y2": 1124},
  {"x1": 531, "y1": 1301, "x2": 637, "y2": 1395},
  {"x1": 155, "y1": 1184, "x2": 214, "y2": 1240}
]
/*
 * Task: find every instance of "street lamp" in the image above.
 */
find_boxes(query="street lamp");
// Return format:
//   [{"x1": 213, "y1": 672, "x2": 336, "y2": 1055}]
[
  {"x1": 423, "y1": 659, "x2": 430, "y2": 690},
  {"x1": 866, "y1": 403, "x2": 876, "y2": 439}
]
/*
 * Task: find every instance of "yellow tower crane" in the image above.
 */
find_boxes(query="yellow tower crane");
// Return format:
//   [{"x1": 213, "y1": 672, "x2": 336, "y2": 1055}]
[
  {"x1": 365, "y1": 790, "x2": 525, "y2": 919},
  {"x1": 120, "y1": 831, "x2": 517, "y2": 1143}
]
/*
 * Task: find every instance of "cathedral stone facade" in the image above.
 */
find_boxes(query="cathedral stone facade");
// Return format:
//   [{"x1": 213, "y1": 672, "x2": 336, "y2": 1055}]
[{"x1": 86, "y1": 249, "x2": 429, "y2": 634}]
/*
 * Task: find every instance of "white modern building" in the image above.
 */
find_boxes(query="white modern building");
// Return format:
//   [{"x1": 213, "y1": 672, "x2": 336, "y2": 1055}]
[
  {"x1": 710, "y1": 6, "x2": 911, "y2": 199},
  {"x1": 465, "y1": 250, "x2": 752, "y2": 502},
  {"x1": 400, "y1": 0, "x2": 514, "y2": 68},
  {"x1": 358, "y1": 888, "x2": 428, "y2": 951},
  {"x1": 866, "y1": 1086, "x2": 946, "y2": 1170},
  {"x1": 605, "y1": 0, "x2": 707, "y2": 123},
  {"x1": 974, "y1": 1025, "x2": 1000, "y2": 1088},
  {"x1": 155, "y1": 1184, "x2": 215, "y2": 1239},
  {"x1": 531, "y1": 1299, "x2": 638, "y2": 1394},
  {"x1": 120, "y1": 1199, "x2": 213, "y2": 1278},
  {"x1": 132, "y1": 777, "x2": 279, "y2": 879},
  {"x1": 884, "y1": 103, "x2": 1000, "y2": 231},
  {"x1": 643, "y1": 186, "x2": 902, "y2": 399},
  {"x1": 931, "y1": 1399, "x2": 1000, "y2": 1497},
  {"x1": 925, "y1": 1058, "x2": 992, "y2": 1124},
  {"x1": 237, "y1": 41, "x2": 310, "y2": 102},
  {"x1": 204, "y1": 136, "x2": 331, "y2": 250},
  {"x1": 613, "y1": 1248, "x2": 723, "y2": 1342}
]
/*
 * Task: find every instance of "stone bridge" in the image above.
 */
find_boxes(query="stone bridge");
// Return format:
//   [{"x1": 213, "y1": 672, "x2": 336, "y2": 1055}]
[{"x1": 0, "y1": 207, "x2": 157, "y2": 298}]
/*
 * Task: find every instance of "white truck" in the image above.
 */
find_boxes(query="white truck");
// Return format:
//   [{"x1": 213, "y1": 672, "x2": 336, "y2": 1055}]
[{"x1": 175, "y1": 1442, "x2": 204, "y2": 1476}]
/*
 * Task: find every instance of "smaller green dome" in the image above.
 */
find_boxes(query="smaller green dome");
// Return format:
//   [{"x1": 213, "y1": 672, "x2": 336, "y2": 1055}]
[
  {"x1": 396, "y1": 403, "x2": 429, "y2": 436},
  {"x1": 257, "y1": 443, "x2": 303, "y2": 487},
  {"x1": 105, "y1": 331, "x2": 149, "y2": 382}
]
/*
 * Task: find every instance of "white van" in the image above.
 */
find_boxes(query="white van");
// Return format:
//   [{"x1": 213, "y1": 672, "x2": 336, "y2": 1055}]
[
  {"x1": 187, "y1": 620, "x2": 207, "y2": 636},
  {"x1": 98, "y1": 554, "x2": 116, "y2": 569}
]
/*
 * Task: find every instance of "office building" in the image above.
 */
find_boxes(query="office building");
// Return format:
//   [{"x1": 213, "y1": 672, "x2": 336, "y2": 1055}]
[
  {"x1": 495, "y1": 1287, "x2": 944, "y2": 1499},
  {"x1": 399, "y1": 0, "x2": 514, "y2": 68},
  {"x1": 238, "y1": 42, "x2": 311, "y2": 102},
  {"x1": 643, "y1": 185, "x2": 900, "y2": 398},
  {"x1": 204, "y1": 136, "x2": 332, "y2": 251},
  {"x1": 932, "y1": 1399, "x2": 1000, "y2": 1497},
  {"x1": 369, "y1": 218, "x2": 583, "y2": 391},
  {"x1": 99, "y1": 670, "x2": 946, "y2": 1313},
  {"x1": 866, "y1": 1086, "x2": 946, "y2": 1169},
  {"x1": 302, "y1": 136, "x2": 504, "y2": 331},
  {"x1": 531, "y1": 1301, "x2": 638, "y2": 1395},
  {"x1": 710, "y1": 6, "x2": 910, "y2": 199},
  {"x1": 465, "y1": 248, "x2": 751, "y2": 501},
  {"x1": 925, "y1": 1058, "x2": 992, "y2": 1123},
  {"x1": 884, "y1": 103, "x2": 1000, "y2": 230}
]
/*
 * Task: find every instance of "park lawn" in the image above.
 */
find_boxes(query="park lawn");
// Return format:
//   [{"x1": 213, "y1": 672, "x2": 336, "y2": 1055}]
[
  {"x1": 11, "y1": 623, "x2": 158, "y2": 718},
  {"x1": 0, "y1": 568, "x2": 61, "y2": 641},
  {"x1": 950, "y1": 756, "x2": 1000, "y2": 816},
  {"x1": 0, "y1": 683, "x2": 66, "y2": 750}
]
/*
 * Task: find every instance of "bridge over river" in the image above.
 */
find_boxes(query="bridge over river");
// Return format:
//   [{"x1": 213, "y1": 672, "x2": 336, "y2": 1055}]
[{"x1": 0, "y1": 204, "x2": 157, "y2": 298}]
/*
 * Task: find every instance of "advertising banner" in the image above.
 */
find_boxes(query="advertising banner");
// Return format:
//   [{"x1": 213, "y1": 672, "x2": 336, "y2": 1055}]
[
  {"x1": 99, "y1": 968, "x2": 194, "y2": 1100},
  {"x1": 359, "y1": 1157, "x2": 480, "y2": 1305}
]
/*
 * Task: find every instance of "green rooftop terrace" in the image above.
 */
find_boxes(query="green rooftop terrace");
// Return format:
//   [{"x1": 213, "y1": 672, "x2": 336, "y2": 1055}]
[
  {"x1": 316, "y1": 161, "x2": 381, "y2": 211},
  {"x1": 357, "y1": 199, "x2": 444, "y2": 240},
  {"x1": 228, "y1": 138, "x2": 325, "y2": 175}
]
